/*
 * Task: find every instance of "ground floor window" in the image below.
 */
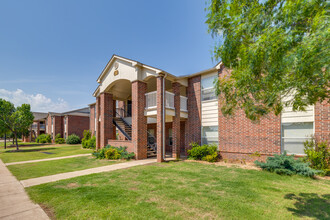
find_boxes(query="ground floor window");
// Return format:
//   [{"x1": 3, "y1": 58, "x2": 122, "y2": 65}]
[
  {"x1": 201, "y1": 126, "x2": 218, "y2": 145},
  {"x1": 281, "y1": 122, "x2": 314, "y2": 155}
]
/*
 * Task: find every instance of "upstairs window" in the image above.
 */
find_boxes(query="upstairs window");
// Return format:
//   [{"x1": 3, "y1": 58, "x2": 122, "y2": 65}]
[{"x1": 201, "y1": 75, "x2": 218, "y2": 101}]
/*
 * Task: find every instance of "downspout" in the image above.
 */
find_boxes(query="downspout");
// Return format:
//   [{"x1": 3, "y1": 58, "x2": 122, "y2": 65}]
[{"x1": 163, "y1": 72, "x2": 167, "y2": 161}]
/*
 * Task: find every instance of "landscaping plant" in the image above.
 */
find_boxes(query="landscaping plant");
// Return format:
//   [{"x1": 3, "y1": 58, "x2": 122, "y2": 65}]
[
  {"x1": 66, "y1": 134, "x2": 81, "y2": 144},
  {"x1": 105, "y1": 148, "x2": 121, "y2": 160},
  {"x1": 36, "y1": 134, "x2": 52, "y2": 144},
  {"x1": 304, "y1": 139, "x2": 330, "y2": 176},
  {"x1": 92, "y1": 145, "x2": 135, "y2": 160},
  {"x1": 54, "y1": 134, "x2": 65, "y2": 144},
  {"x1": 187, "y1": 142, "x2": 219, "y2": 162},
  {"x1": 255, "y1": 152, "x2": 317, "y2": 177},
  {"x1": 81, "y1": 130, "x2": 96, "y2": 149}
]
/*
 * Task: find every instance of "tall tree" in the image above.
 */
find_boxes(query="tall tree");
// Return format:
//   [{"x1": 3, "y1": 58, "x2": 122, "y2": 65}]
[
  {"x1": 206, "y1": 0, "x2": 329, "y2": 121},
  {"x1": 0, "y1": 126, "x2": 9, "y2": 149},
  {"x1": 0, "y1": 99, "x2": 34, "y2": 150}
]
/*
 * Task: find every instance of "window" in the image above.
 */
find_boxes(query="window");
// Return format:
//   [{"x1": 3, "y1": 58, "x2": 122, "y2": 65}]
[
  {"x1": 202, "y1": 126, "x2": 218, "y2": 145},
  {"x1": 281, "y1": 122, "x2": 313, "y2": 155},
  {"x1": 201, "y1": 75, "x2": 218, "y2": 101}
]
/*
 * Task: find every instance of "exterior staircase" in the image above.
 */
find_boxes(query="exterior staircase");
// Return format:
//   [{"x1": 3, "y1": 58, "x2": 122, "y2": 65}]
[
  {"x1": 113, "y1": 117, "x2": 132, "y2": 140},
  {"x1": 113, "y1": 108, "x2": 157, "y2": 158}
]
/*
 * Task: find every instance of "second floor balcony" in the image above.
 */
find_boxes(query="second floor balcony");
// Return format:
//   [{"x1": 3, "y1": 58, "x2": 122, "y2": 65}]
[{"x1": 145, "y1": 91, "x2": 188, "y2": 118}]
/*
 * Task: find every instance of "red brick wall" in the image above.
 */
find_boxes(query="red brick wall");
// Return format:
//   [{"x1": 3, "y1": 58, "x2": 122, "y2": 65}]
[
  {"x1": 66, "y1": 115, "x2": 90, "y2": 139},
  {"x1": 53, "y1": 116, "x2": 63, "y2": 140},
  {"x1": 90, "y1": 104, "x2": 96, "y2": 136},
  {"x1": 131, "y1": 80, "x2": 148, "y2": 159},
  {"x1": 99, "y1": 93, "x2": 114, "y2": 148},
  {"x1": 108, "y1": 140, "x2": 134, "y2": 154},
  {"x1": 185, "y1": 76, "x2": 201, "y2": 152},
  {"x1": 172, "y1": 82, "x2": 181, "y2": 158},
  {"x1": 218, "y1": 66, "x2": 281, "y2": 161},
  {"x1": 315, "y1": 100, "x2": 330, "y2": 142}
]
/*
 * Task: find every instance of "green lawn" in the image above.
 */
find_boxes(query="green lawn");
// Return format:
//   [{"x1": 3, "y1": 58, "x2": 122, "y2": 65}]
[
  {"x1": 27, "y1": 161, "x2": 330, "y2": 219},
  {"x1": 0, "y1": 145, "x2": 93, "y2": 163},
  {"x1": 0, "y1": 140, "x2": 40, "y2": 147},
  {"x1": 7, "y1": 156, "x2": 120, "y2": 180}
]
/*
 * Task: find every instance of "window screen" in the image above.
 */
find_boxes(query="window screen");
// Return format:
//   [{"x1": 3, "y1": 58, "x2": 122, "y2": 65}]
[
  {"x1": 281, "y1": 122, "x2": 313, "y2": 154},
  {"x1": 201, "y1": 126, "x2": 218, "y2": 145}
]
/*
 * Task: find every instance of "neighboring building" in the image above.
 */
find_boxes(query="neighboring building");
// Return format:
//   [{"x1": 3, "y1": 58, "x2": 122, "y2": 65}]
[
  {"x1": 23, "y1": 112, "x2": 48, "y2": 142},
  {"x1": 90, "y1": 54, "x2": 329, "y2": 162},
  {"x1": 46, "y1": 107, "x2": 90, "y2": 140},
  {"x1": 24, "y1": 107, "x2": 90, "y2": 142}
]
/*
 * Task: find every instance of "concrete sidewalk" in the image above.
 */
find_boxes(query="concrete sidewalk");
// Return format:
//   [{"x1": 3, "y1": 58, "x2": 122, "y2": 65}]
[
  {"x1": 0, "y1": 160, "x2": 49, "y2": 220},
  {"x1": 21, "y1": 158, "x2": 157, "y2": 188},
  {"x1": 5, "y1": 154, "x2": 91, "y2": 166}
]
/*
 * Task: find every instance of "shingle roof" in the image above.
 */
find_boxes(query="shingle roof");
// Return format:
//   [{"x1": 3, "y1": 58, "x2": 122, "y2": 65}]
[{"x1": 32, "y1": 112, "x2": 48, "y2": 121}]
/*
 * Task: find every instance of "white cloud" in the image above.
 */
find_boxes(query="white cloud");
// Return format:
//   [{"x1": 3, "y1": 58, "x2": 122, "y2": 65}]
[{"x1": 0, "y1": 89, "x2": 70, "y2": 112}]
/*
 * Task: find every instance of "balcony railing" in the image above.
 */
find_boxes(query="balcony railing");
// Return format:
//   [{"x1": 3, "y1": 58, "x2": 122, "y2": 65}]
[
  {"x1": 180, "y1": 96, "x2": 188, "y2": 111},
  {"x1": 145, "y1": 91, "x2": 187, "y2": 111}
]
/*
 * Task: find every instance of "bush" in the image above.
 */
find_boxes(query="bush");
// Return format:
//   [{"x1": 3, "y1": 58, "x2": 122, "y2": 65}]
[
  {"x1": 187, "y1": 142, "x2": 219, "y2": 162},
  {"x1": 255, "y1": 152, "x2": 318, "y2": 177},
  {"x1": 105, "y1": 148, "x2": 121, "y2": 160},
  {"x1": 54, "y1": 133, "x2": 65, "y2": 144},
  {"x1": 203, "y1": 152, "x2": 219, "y2": 162},
  {"x1": 36, "y1": 134, "x2": 51, "y2": 143},
  {"x1": 92, "y1": 145, "x2": 135, "y2": 160},
  {"x1": 82, "y1": 130, "x2": 95, "y2": 149},
  {"x1": 304, "y1": 139, "x2": 330, "y2": 176},
  {"x1": 66, "y1": 134, "x2": 81, "y2": 144}
]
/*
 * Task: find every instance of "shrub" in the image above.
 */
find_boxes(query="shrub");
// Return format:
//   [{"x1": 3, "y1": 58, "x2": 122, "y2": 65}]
[
  {"x1": 82, "y1": 130, "x2": 95, "y2": 149},
  {"x1": 66, "y1": 134, "x2": 81, "y2": 144},
  {"x1": 92, "y1": 145, "x2": 110, "y2": 159},
  {"x1": 255, "y1": 152, "x2": 318, "y2": 177},
  {"x1": 304, "y1": 139, "x2": 330, "y2": 176},
  {"x1": 88, "y1": 136, "x2": 96, "y2": 149},
  {"x1": 105, "y1": 148, "x2": 121, "y2": 160},
  {"x1": 92, "y1": 145, "x2": 135, "y2": 160},
  {"x1": 36, "y1": 134, "x2": 51, "y2": 143},
  {"x1": 203, "y1": 152, "x2": 219, "y2": 162},
  {"x1": 112, "y1": 146, "x2": 135, "y2": 160},
  {"x1": 54, "y1": 133, "x2": 65, "y2": 144},
  {"x1": 188, "y1": 142, "x2": 219, "y2": 162}
]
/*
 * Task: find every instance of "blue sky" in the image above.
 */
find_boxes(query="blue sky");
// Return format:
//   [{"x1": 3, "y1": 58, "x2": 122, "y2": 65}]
[{"x1": 0, "y1": 0, "x2": 217, "y2": 112}]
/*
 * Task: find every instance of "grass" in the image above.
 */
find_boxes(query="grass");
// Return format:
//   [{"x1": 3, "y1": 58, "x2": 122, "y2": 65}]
[
  {"x1": 0, "y1": 144, "x2": 93, "y2": 163},
  {"x1": 0, "y1": 140, "x2": 40, "y2": 147},
  {"x1": 7, "y1": 156, "x2": 120, "y2": 180},
  {"x1": 26, "y1": 161, "x2": 330, "y2": 219}
]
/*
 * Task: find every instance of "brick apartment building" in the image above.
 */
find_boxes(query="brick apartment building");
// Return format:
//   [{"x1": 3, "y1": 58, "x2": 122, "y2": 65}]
[
  {"x1": 90, "y1": 55, "x2": 329, "y2": 162},
  {"x1": 24, "y1": 108, "x2": 90, "y2": 142}
]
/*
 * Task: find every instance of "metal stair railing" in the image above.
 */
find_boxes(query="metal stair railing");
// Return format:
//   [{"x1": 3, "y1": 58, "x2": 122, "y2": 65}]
[{"x1": 114, "y1": 107, "x2": 157, "y2": 153}]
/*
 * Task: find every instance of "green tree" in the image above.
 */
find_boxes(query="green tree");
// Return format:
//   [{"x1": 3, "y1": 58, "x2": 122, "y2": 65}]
[
  {"x1": 0, "y1": 125, "x2": 9, "y2": 149},
  {"x1": 0, "y1": 99, "x2": 34, "y2": 150},
  {"x1": 206, "y1": 0, "x2": 329, "y2": 121}
]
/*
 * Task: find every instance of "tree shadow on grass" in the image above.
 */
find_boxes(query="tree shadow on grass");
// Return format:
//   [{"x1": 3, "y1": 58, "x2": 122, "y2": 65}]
[
  {"x1": 285, "y1": 193, "x2": 330, "y2": 219},
  {"x1": 4, "y1": 148, "x2": 56, "y2": 153}
]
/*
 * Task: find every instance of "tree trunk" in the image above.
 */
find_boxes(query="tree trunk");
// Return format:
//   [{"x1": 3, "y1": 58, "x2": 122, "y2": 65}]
[
  {"x1": 15, "y1": 134, "x2": 18, "y2": 151},
  {"x1": 4, "y1": 133, "x2": 6, "y2": 149}
]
